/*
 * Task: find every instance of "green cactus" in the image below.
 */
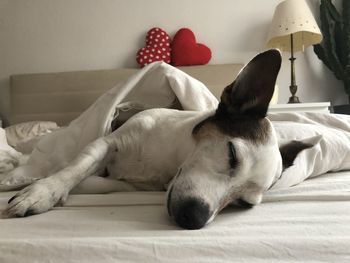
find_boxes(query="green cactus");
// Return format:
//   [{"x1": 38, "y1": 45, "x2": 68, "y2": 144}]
[{"x1": 313, "y1": 0, "x2": 350, "y2": 103}]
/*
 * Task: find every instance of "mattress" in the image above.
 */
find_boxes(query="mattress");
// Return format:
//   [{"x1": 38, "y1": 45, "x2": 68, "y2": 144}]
[{"x1": 1, "y1": 170, "x2": 350, "y2": 262}]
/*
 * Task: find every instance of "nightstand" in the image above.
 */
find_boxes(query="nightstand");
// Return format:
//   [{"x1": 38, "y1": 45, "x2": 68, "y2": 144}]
[{"x1": 268, "y1": 102, "x2": 331, "y2": 114}]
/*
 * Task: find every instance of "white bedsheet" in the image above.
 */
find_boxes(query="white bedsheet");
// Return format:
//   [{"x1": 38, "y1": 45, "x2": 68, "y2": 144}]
[{"x1": 1, "y1": 171, "x2": 350, "y2": 262}]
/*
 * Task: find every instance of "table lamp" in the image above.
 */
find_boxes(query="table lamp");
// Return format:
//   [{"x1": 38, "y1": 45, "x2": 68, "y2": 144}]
[{"x1": 266, "y1": 0, "x2": 322, "y2": 103}]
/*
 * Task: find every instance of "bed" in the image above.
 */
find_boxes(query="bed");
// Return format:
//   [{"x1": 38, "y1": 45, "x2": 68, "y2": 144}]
[{"x1": 1, "y1": 63, "x2": 350, "y2": 262}]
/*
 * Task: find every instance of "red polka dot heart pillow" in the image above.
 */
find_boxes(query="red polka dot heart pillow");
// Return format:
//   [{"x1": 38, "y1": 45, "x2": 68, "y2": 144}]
[{"x1": 136, "y1": 27, "x2": 171, "y2": 67}]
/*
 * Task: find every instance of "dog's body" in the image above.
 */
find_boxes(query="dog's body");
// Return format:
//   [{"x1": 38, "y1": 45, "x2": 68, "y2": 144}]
[
  {"x1": 104, "y1": 109, "x2": 213, "y2": 191},
  {"x1": 2, "y1": 50, "x2": 311, "y2": 229}
]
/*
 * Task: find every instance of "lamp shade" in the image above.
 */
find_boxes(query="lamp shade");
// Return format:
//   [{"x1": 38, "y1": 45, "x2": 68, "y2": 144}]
[{"x1": 267, "y1": 0, "x2": 322, "y2": 52}]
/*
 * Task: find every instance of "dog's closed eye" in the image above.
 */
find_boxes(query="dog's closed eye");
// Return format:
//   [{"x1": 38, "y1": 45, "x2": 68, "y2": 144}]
[{"x1": 228, "y1": 142, "x2": 238, "y2": 170}]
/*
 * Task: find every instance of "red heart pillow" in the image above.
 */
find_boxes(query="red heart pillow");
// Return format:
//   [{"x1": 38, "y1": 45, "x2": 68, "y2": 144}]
[
  {"x1": 136, "y1": 27, "x2": 171, "y2": 67},
  {"x1": 171, "y1": 28, "x2": 211, "y2": 66}
]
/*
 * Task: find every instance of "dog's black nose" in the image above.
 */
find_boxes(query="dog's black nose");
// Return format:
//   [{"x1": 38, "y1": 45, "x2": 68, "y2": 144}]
[{"x1": 174, "y1": 198, "x2": 210, "y2": 230}]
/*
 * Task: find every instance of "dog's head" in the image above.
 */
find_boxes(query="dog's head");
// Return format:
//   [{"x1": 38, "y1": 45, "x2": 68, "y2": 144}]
[{"x1": 167, "y1": 50, "x2": 308, "y2": 229}]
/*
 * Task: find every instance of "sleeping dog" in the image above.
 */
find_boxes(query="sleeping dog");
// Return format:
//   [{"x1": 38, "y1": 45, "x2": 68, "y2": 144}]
[{"x1": 3, "y1": 50, "x2": 310, "y2": 229}]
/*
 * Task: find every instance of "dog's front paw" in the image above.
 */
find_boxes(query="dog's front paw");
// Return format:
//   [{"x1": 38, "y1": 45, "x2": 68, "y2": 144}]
[{"x1": 3, "y1": 178, "x2": 69, "y2": 217}]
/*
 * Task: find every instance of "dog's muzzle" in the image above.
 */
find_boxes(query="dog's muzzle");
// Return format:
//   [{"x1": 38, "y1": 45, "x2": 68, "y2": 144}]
[{"x1": 167, "y1": 187, "x2": 210, "y2": 230}]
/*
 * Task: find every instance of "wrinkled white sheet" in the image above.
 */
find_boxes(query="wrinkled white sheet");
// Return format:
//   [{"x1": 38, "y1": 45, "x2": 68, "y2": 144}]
[
  {"x1": 268, "y1": 112, "x2": 350, "y2": 189},
  {"x1": 0, "y1": 171, "x2": 350, "y2": 262},
  {"x1": 28, "y1": 61, "x2": 218, "y2": 176}
]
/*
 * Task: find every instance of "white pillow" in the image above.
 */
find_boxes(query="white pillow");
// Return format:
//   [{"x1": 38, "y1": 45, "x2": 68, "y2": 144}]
[{"x1": 5, "y1": 121, "x2": 59, "y2": 147}]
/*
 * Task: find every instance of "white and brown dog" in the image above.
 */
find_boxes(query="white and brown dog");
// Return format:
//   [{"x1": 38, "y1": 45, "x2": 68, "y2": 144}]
[{"x1": 3, "y1": 50, "x2": 311, "y2": 229}]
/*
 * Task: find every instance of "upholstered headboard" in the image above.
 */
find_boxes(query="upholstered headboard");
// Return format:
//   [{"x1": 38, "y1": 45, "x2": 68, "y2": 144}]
[{"x1": 10, "y1": 64, "x2": 243, "y2": 126}]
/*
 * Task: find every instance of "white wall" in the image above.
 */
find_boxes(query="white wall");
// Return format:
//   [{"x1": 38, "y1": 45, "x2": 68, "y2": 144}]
[{"x1": 0, "y1": 0, "x2": 346, "y2": 125}]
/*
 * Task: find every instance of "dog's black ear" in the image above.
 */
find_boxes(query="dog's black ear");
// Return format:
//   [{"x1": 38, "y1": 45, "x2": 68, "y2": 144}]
[
  {"x1": 279, "y1": 140, "x2": 313, "y2": 170},
  {"x1": 218, "y1": 49, "x2": 281, "y2": 119}
]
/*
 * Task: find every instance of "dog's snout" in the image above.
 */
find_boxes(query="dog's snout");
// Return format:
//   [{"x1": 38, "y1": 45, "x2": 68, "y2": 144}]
[{"x1": 173, "y1": 198, "x2": 210, "y2": 230}]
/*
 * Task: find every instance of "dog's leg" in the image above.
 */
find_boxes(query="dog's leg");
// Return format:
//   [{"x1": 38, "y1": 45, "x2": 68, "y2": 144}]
[
  {"x1": 71, "y1": 176, "x2": 136, "y2": 194},
  {"x1": 3, "y1": 136, "x2": 117, "y2": 217}
]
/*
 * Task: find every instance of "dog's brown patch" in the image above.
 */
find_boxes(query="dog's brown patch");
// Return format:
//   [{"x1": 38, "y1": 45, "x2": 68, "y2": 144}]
[
  {"x1": 192, "y1": 120, "x2": 225, "y2": 141},
  {"x1": 193, "y1": 112, "x2": 270, "y2": 144}
]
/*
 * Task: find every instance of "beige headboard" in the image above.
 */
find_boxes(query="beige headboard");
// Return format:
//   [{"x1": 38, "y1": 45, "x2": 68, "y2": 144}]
[{"x1": 10, "y1": 64, "x2": 243, "y2": 126}]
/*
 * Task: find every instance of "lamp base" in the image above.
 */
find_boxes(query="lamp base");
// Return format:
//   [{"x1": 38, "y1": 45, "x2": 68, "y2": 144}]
[{"x1": 288, "y1": 95, "x2": 301, "y2": 103}]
